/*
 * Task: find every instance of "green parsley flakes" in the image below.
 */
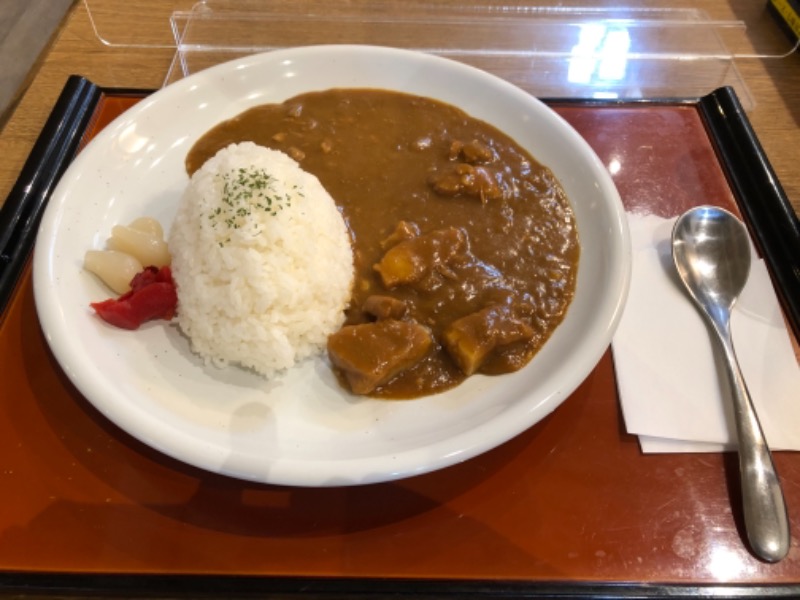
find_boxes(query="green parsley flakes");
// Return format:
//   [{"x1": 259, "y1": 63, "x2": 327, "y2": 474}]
[{"x1": 207, "y1": 167, "x2": 295, "y2": 242}]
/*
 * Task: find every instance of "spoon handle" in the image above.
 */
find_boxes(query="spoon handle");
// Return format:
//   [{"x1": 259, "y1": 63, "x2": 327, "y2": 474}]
[{"x1": 712, "y1": 317, "x2": 790, "y2": 562}]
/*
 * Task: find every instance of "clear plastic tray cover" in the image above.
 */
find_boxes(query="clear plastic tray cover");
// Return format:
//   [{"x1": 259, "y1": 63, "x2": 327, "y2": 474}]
[{"x1": 83, "y1": 0, "x2": 799, "y2": 106}]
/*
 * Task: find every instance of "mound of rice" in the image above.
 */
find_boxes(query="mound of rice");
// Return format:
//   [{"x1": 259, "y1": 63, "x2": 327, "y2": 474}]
[{"x1": 168, "y1": 142, "x2": 354, "y2": 376}]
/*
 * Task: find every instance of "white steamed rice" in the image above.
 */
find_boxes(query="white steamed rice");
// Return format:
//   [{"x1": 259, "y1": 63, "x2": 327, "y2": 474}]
[{"x1": 168, "y1": 142, "x2": 354, "y2": 376}]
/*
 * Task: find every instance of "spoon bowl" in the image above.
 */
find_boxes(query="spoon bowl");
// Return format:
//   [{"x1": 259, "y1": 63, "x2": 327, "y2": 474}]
[
  {"x1": 672, "y1": 205, "x2": 789, "y2": 563},
  {"x1": 673, "y1": 206, "x2": 751, "y2": 312}
]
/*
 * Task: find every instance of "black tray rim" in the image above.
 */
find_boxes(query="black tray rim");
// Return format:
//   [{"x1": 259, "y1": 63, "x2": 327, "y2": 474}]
[
  {"x1": 1, "y1": 76, "x2": 799, "y2": 598},
  {"x1": 2, "y1": 572, "x2": 800, "y2": 599}
]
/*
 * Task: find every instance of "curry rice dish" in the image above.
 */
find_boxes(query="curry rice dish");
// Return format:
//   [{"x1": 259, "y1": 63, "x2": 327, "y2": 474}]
[{"x1": 186, "y1": 88, "x2": 580, "y2": 399}]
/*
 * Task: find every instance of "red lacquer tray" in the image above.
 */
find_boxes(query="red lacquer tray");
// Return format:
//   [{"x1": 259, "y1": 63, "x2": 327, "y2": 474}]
[{"x1": 0, "y1": 78, "x2": 799, "y2": 598}]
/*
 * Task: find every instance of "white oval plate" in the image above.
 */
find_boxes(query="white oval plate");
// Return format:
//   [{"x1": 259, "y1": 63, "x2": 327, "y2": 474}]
[{"x1": 33, "y1": 45, "x2": 630, "y2": 487}]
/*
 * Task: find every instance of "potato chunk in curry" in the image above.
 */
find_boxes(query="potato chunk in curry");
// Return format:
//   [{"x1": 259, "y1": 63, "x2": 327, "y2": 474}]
[
  {"x1": 373, "y1": 227, "x2": 466, "y2": 290},
  {"x1": 442, "y1": 305, "x2": 535, "y2": 376}
]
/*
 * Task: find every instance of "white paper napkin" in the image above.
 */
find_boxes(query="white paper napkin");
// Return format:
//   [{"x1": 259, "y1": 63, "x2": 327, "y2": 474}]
[{"x1": 612, "y1": 212, "x2": 800, "y2": 454}]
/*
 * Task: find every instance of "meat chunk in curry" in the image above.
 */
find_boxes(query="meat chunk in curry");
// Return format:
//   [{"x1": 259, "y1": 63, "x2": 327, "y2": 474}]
[
  {"x1": 362, "y1": 295, "x2": 408, "y2": 320},
  {"x1": 327, "y1": 319, "x2": 433, "y2": 395}
]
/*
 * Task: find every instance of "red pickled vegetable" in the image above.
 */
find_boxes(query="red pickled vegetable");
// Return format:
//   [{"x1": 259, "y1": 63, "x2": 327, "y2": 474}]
[{"x1": 91, "y1": 266, "x2": 177, "y2": 330}]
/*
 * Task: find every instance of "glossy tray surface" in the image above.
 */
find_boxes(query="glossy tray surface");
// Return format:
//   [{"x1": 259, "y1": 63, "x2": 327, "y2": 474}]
[{"x1": 1, "y1": 80, "x2": 799, "y2": 597}]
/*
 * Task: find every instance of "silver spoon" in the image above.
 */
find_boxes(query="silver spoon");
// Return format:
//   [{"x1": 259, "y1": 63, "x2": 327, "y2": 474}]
[{"x1": 672, "y1": 205, "x2": 790, "y2": 562}]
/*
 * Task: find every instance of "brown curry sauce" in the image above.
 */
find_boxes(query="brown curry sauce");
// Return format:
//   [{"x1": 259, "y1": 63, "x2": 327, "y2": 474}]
[{"x1": 186, "y1": 89, "x2": 579, "y2": 398}]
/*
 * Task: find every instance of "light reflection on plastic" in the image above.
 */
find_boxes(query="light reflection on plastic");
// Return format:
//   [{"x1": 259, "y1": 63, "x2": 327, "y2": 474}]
[
  {"x1": 593, "y1": 91, "x2": 619, "y2": 100},
  {"x1": 568, "y1": 24, "x2": 631, "y2": 89},
  {"x1": 608, "y1": 158, "x2": 621, "y2": 175}
]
